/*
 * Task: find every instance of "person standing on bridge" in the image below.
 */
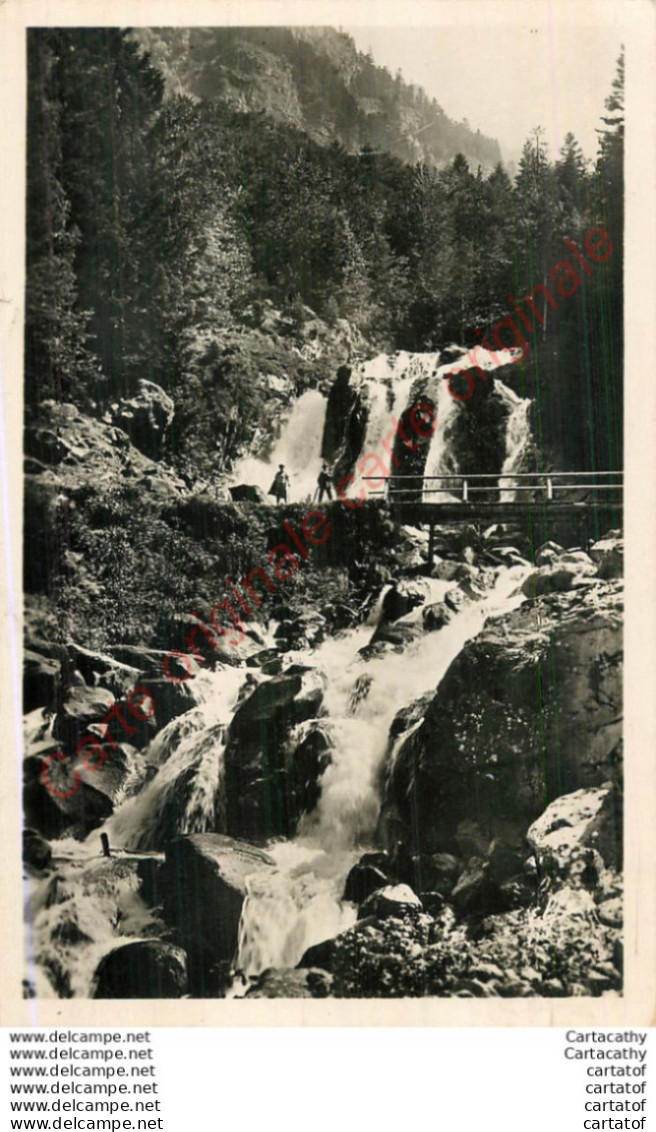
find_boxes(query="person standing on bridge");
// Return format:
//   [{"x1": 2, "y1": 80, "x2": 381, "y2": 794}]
[
  {"x1": 269, "y1": 464, "x2": 290, "y2": 505},
  {"x1": 315, "y1": 463, "x2": 334, "y2": 504}
]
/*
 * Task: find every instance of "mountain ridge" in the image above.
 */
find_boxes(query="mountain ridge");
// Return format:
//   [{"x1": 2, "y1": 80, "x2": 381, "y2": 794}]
[{"x1": 132, "y1": 26, "x2": 503, "y2": 172}]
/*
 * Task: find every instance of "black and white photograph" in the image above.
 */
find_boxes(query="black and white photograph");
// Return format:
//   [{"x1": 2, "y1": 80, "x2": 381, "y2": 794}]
[{"x1": 13, "y1": 8, "x2": 634, "y2": 1008}]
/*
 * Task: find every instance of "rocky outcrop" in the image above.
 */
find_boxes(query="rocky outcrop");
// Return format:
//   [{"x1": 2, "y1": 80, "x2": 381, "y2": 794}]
[
  {"x1": 159, "y1": 834, "x2": 275, "y2": 994},
  {"x1": 385, "y1": 577, "x2": 622, "y2": 877},
  {"x1": 224, "y1": 667, "x2": 326, "y2": 839},
  {"x1": 92, "y1": 940, "x2": 188, "y2": 999},
  {"x1": 112, "y1": 380, "x2": 174, "y2": 460}
]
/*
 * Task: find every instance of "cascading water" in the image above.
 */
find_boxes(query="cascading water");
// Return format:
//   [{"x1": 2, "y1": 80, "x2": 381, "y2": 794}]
[
  {"x1": 234, "y1": 565, "x2": 529, "y2": 980},
  {"x1": 421, "y1": 347, "x2": 527, "y2": 502},
  {"x1": 347, "y1": 354, "x2": 427, "y2": 499},
  {"x1": 233, "y1": 389, "x2": 327, "y2": 501},
  {"x1": 103, "y1": 666, "x2": 246, "y2": 852},
  {"x1": 499, "y1": 392, "x2": 532, "y2": 502}
]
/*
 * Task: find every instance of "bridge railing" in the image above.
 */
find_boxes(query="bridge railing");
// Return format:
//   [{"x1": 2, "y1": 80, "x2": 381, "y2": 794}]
[{"x1": 363, "y1": 471, "x2": 623, "y2": 504}]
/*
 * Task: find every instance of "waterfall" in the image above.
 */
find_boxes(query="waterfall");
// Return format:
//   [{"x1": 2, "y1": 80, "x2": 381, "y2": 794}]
[
  {"x1": 234, "y1": 565, "x2": 529, "y2": 977},
  {"x1": 233, "y1": 389, "x2": 327, "y2": 502},
  {"x1": 101, "y1": 666, "x2": 246, "y2": 852},
  {"x1": 499, "y1": 392, "x2": 532, "y2": 502}
]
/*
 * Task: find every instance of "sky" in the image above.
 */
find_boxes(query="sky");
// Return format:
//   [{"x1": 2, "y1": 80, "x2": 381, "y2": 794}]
[{"x1": 346, "y1": 24, "x2": 622, "y2": 166}]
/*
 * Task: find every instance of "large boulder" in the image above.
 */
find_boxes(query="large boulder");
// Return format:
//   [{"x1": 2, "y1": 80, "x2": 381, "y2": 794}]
[
  {"x1": 386, "y1": 579, "x2": 623, "y2": 860},
  {"x1": 358, "y1": 884, "x2": 422, "y2": 920},
  {"x1": 159, "y1": 834, "x2": 275, "y2": 994},
  {"x1": 589, "y1": 534, "x2": 623, "y2": 580},
  {"x1": 92, "y1": 941, "x2": 188, "y2": 999},
  {"x1": 224, "y1": 667, "x2": 326, "y2": 839},
  {"x1": 527, "y1": 784, "x2": 622, "y2": 897},
  {"x1": 343, "y1": 859, "x2": 391, "y2": 905},
  {"x1": 23, "y1": 753, "x2": 114, "y2": 840},
  {"x1": 52, "y1": 686, "x2": 115, "y2": 747},
  {"x1": 229, "y1": 484, "x2": 267, "y2": 504}
]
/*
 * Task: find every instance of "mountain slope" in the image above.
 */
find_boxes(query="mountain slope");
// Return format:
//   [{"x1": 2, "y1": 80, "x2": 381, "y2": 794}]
[{"x1": 133, "y1": 26, "x2": 502, "y2": 171}]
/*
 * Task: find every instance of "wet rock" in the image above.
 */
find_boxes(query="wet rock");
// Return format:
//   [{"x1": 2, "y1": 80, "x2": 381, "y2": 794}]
[
  {"x1": 284, "y1": 720, "x2": 333, "y2": 825},
  {"x1": 430, "y1": 560, "x2": 462, "y2": 582},
  {"x1": 246, "y1": 647, "x2": 281, "y2": 669},
  {"x1": 381, "y1": 580, "x2": 430, "y2": 622},
  {"x1": 297, "y1": 938, "x2": 337, "y2": 972},
  {"x1": 274, "y1": 612, "x2": 326, "y2": 650},
  {"x1": 246, "y1": 967, "x2": 333, "y2": 998},
  {"x1": 389, "y1": 696, "x2": 432, "y2": 741},
  {"x1": 535, "y1": 541, "x2": 565, "y2": 566},
  {"x1": 129, "y1": 675, "x2": 199, "y2": 731},
  {"x1": 23, "y1": 828, "x2": 52, "y2": 871},
  {"x1": 521, "y1": 566, "x2": 577, "y2": 597},
  {"x1": 136, "y1": 857, "x2": 165, "y2": 908},
  {"x1": 224, "y1": 667, "x2": 326, "y2": 839},
  {"x1": 52, "y1": 686, "x2": 115, "y2": 747},
  {"x1": 367, "y1": 619, "x2": 423, "y2": 652},
  {"x1": 343, "y1": 863, "x2": 390, "y2": 905},
  {"x1": 160, "y1": 834, "x2": 275, "y2": 993},
  {"x1": 93, "y1": 941, "x2": 188, "y2": 999},
  {"x1": 444, "y1": 586, "x2": 470, "y2": 612},
  {"x1": 422, "y1": 602, "x2": 453, "y2": 631},
  {"x1": 358, "y1": 884, "x2": 422, "y2": 920}
]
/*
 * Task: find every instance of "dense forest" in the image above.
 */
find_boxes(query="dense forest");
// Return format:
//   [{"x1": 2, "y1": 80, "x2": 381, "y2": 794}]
[{"x1": 25, "y1": 28, "x2": 623, "y2": 472}]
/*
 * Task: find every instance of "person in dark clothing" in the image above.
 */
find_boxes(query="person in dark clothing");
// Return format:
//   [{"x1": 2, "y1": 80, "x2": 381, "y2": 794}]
[
  {"x1": 269, "y1": 464, "x2": 290, "y2": 504},
  {"x1": 316, "y1": 463, "x2": 334, "y2": 503}
]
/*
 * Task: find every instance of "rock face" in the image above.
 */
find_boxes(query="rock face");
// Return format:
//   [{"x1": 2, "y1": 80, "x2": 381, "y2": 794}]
[
  {"x1": 385, "y1": 578, "x2": 622, "y2": 876},
  {"x1": 23, "y1": 829, "x2": 53, "y2": 872},
  {"x1": 92, "y1": 941, "x2": 188, "y2": 999},
  {"x1": 159, "y1": 834, "x2": 275, "y2": 994},
  {"x1": 112, "y1": 380, "x2": 174, "y2": 460},
  {"x1": 223, "y1": 667, "x2": 326, "y2": 839}
]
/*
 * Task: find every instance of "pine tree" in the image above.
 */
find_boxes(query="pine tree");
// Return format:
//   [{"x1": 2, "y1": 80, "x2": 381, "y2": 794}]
[{"x1": 24, "y1": 31, "x2": 96, "y2": 409}]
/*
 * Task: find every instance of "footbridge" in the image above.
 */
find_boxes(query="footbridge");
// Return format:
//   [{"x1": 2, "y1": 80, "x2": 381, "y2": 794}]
[{"x1": 364, "y1": 471, "x2": 623, "y2": 563}]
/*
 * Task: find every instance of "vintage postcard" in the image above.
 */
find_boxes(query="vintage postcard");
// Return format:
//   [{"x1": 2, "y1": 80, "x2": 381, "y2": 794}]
[{"x1": 0, "y1": 0, "x2": 654, "y2": 1027}]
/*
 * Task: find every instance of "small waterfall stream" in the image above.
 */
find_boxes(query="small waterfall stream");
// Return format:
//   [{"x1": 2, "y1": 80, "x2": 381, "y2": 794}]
[
  {"x1": 234, "y1": 565, "x2": 528, "y2": 978},
  {"x1": 233, "y1": 389, "x2": 327, "y2": 501}
]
